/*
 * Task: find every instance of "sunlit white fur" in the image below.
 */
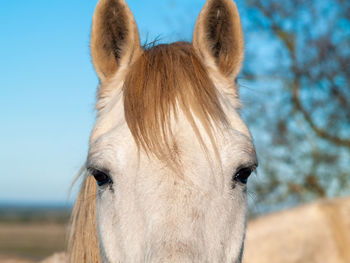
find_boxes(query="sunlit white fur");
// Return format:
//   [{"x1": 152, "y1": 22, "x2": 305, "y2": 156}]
[
  {"x1": 86, "y1": 0, "x2": 257, "y2": 262},
  {"x1": 87, "y1": 71, "x2": 256, "y2": 263}
]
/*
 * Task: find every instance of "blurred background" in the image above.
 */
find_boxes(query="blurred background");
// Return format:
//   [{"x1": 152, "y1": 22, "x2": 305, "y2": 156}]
[{"x1": 1, "y1": 0, "x2": 349, "y2": 262}]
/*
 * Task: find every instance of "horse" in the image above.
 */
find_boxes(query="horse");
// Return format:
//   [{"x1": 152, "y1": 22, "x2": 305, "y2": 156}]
[
  {"x1": 68, "y1": 0, "x2": 257, "y2": 262},
  {"x1": 243, "y1": 197, "x2": 350, "y2": 263}
]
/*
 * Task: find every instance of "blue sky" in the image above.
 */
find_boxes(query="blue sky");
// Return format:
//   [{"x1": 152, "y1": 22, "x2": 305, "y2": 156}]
[{"x1": 0, "y1": 0, "x2": 217, "y2": 203}]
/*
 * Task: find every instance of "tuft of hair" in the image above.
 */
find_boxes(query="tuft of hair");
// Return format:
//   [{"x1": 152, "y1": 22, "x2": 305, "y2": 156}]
[
  {"x1": 124, "y1": 42, "x2": 228, "y2": 167},
  {"x1": 68, "y1": 173, "x2": 101, "y2": 263}
]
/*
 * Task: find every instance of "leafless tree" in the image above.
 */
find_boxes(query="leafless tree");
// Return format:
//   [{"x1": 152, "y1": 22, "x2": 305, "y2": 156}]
[{"x1": 242, "y1": 0, "x2": 350, "y2": 216}]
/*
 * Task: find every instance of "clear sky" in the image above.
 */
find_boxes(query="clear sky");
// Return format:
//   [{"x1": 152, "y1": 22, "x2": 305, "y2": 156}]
[{"x1": 0, "y1": 0, "x2": 216, "y2": 204}]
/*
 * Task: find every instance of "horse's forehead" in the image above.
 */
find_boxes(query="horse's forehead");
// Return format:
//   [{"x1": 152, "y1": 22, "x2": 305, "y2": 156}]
[
  {"x1": 92, "y1": 88, "x2": 248, "y2": 141},
  {"x1": 89, "y1": 96, "x2": 253, "y2": 162}
]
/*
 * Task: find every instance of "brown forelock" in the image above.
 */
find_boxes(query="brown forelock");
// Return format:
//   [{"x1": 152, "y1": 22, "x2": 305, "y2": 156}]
[
  {"x1": 205, "y1": 0, "x2": 242, "y2": 77},
  {"x1": 123, "y1": 42, "x2": 228, "y2": 166}
]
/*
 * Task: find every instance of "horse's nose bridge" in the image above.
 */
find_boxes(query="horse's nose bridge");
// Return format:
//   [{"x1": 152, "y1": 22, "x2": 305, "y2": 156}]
[
  {"x1": 143, "y1": 182, "x2": 208, "y2": 258},
  {"x1": 146, "y1": 242, "x2": 200, "y2": 263},
  {"x1": 145, "y1": 221, "x2": 205, "y2": 263},
  {"x1": 162, "y1": 179, "x2": 205, "y2": 227}
]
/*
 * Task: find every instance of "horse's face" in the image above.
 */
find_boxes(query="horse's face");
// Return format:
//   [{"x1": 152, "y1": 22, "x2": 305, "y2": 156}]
[{"x1": 86, "y1": 0, "x2": 257, "y2": 262}]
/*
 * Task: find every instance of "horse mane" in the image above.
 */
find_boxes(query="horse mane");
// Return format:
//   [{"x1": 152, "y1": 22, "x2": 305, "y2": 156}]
[
  {"x1": 124, "y1": 42, "x2": 228, "y2": 165},
  {"x1": 68, "y1": 173, "x2": 100, "y2": 263},
  {"x1": 68, "y1": 42, "x2": 229, "y2": 262}
]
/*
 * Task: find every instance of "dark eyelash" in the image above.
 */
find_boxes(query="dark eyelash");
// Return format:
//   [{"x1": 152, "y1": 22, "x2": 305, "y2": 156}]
[
  {"x1": 88, "y1": 168, "x2": 113, "y2": 187},
  {"x1": 232, "y1": 165, "x2": 257, "y2": 185}
]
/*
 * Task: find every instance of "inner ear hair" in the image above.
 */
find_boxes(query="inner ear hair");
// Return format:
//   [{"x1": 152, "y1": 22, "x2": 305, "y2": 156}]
[
  {"x1": 206, "y1": 1, "x2": 233, "y2": 60},
  {"x1": 193, "y1": 0, "x2": 244, "y2": 79},
  {"x1": 91, "y1": 0, "x2": 141, "y2": 81},
  {"x1": 101, "y1": 0, "x2": 128, "y2": 62}
]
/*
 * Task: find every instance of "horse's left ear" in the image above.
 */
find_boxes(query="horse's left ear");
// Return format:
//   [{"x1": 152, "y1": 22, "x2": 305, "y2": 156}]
[
  {"x1": 91, "y1": 0, "x2": 141, "y2": 82},
  {"x1": 193, "y1": 0, "x2": 244, "y2": 80}
]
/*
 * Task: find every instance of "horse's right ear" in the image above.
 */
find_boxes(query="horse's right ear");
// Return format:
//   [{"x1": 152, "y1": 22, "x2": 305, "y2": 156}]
[{"x1": 91, "y1": 0, "x2": 141, "y2": 82}]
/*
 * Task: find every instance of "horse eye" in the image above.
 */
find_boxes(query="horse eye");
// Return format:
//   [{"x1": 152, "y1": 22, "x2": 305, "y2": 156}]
[
  {"x1": 89, "y1": 168, "x2": 112, "y2": 187},
  {"x1": 233, "y1": 167, "x2": 253, "y2": 185}
]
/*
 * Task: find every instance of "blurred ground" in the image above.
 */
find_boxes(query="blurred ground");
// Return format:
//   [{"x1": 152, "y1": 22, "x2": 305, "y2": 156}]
[
  {"x1": 0, "y1": 254, "x2": 35, "y2": 263},
  {"x1": 0, "y1": 223, "x2": 66, "y2": 261},
  {"x1": 0, "y1": 206, "x2": 70, "y2": 262}
]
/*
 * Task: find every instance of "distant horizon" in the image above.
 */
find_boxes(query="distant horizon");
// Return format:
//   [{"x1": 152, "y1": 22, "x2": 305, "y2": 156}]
[{"x1": 0, "y1": 199, "x2": 73, "y2": 208}]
